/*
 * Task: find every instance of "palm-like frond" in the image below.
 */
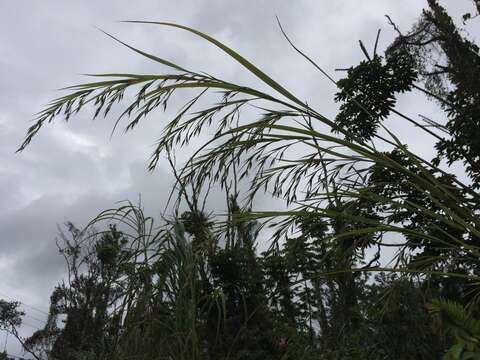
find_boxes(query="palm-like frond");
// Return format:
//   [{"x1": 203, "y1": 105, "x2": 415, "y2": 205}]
[{"x1": 428, "y1": 299, "x2": 480, "y2": 342}]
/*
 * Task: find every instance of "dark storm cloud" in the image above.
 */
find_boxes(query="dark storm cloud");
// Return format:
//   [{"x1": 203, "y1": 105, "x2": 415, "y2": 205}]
[{"x1": 2, "y1": 0, "x2": 476, "y2": 356}]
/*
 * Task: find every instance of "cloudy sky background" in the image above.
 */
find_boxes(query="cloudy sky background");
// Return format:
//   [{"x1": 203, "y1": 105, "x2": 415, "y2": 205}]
[{"x1": 1, "y1": 0, "x2": 478, "y2": 356}]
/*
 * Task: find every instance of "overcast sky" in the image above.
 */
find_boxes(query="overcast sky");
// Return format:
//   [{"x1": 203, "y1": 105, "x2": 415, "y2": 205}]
[{"x1": 1, "y1": 0, "x2": 478, "y2": 357}]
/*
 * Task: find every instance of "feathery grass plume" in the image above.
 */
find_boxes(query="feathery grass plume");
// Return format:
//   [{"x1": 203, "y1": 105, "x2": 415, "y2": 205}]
[{"x1": 18, "y1": 20, "x2": 480, "y2": 298}]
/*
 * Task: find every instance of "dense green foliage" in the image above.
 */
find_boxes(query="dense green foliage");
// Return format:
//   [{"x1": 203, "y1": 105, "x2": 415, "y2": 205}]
[
  {"x1": 3, "y1": 0, "x2": 480, "y2": 358},
  {"x1": 9, "y1": 206, "x2": 454, "y2": 359}
]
